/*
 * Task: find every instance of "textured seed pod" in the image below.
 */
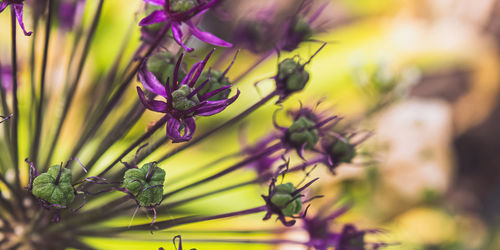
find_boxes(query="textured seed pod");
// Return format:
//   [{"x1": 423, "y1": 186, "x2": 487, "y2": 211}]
[
  {"x1": 287, "y1": 116, "x2": 319, "y2": 149},
  {"x1": 172, "y1": 85, "x2": 201, "y2": 111},
  {"x1": 331, "y1": 138, "x2": 356, "y2": 164},
  {"x1": 123, "y1": 163, "x2": 166, "y2": 207},
  {"x1": 270, "y1": 182, "x2": 302, "y2": 217},
  {"x1": 32, "y1": 165, "x2": 75, "y2": 207},
  {"x1": 147, "y1": 51, "x2": 186, "y2": 86},
  {"x1": 194, "y1": 70, "x2": 232, "y2": 101},
  {"x1": 277, "y1": 58, "x2": 310, "y2": 93}
]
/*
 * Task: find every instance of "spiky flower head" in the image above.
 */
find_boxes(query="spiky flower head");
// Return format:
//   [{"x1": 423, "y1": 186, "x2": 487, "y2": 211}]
[
  {"x1": 137, "y1": 50, "x2": 239, "y2": 142},
  {"x1": 139, "y1": 0, "x2": 231, "y2": 51}
]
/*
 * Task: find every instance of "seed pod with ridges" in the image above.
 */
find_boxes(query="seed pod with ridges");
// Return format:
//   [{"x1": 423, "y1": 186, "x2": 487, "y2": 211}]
[
  {"x1": 32, "y1": 165, "x2": 75, "y2": 207},
  {"x1": 123, "y1": 162, "x2": 166, "y2": 207}
]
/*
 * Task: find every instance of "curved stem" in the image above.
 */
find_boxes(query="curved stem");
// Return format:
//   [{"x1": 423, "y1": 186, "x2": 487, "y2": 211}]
[
  {"x1": 32, "y1": 0, "x2": 53, "y2": 165},
  {"x1": 156, "y1": 91, "x2": 278, "y2": 164}
]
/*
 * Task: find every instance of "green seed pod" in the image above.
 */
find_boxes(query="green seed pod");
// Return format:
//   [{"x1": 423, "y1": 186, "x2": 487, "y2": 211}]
[
  {"x1": 170, "y1": 0, "x2": 197, "y2": 13},
  {"x1": 270, "y1": 183, "x2": 302, "y2": 217},
  {"x1": 194, "y1": 70, "x2": 231, "y2": 101},
  {"x1": 147, "y1": 51, "x2": 186, "y2": 86},
  {"x1": 32, "y1": 165, "x2": 75, "y2": 207},
  {"x1": 123, "y1": 163, "x2": 166, "y2": 207},
  {"x1": 287, "y1": 116, "x2": 319, "y2": 149},
  {"x1": 277, "y1": 58, "x2": 310, "y2": 92},
  {"x1": 292, "y1": 17, "x2": 313, "y2": 40},
  {"x1": 331, "y1": 138, "x2": 356, "y2": 163},
  {"x1": 172, "y1": 85, "x2": 200, "y2": 111}
]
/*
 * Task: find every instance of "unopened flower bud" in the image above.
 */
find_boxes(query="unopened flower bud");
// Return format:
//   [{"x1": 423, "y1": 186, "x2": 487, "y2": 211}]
[
  {"x1": 286, "y1": 116, "x2": 319, "y2": 149},
  {"x1": 276, "y1": 58, "x2": 310, "y2": 101},
  {"x1": 270, "y1": 182, "x2": 302, "y2": 217},
  {"x1": 194, "y1": 70, "x2": 231, "y2": 101}
]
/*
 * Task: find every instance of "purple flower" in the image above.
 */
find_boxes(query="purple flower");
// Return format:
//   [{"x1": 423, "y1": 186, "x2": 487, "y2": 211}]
[
  {"x1": 139, "y1": 0, "x2": 231, "y2": 52},
  {"x1": 278, "y1": 0, "x2": 329, "y2": 52},
  {"x1": 1, "y1": 65, "x2": 13, "y2": 92},
  {"x1": 58, "y1": 0, "x2": 85, "y2": 31},
  {"x1": 137, "y1": 50, "x2": 239, "y2": 142},
  {"x1": 303, "y1": 206, "x2": 387, "y2": 250},
  {"x1": 0, "y1": 0, "x2": 32, "y2": 36}
]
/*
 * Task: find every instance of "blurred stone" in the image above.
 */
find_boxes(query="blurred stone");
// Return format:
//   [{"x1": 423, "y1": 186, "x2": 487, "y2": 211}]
[{"x1": 374, "y1": 98, "x2": 454, "y2": 202}]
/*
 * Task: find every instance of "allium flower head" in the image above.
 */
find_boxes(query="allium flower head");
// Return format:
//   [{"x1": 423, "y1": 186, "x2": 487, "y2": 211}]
[
  {"x1": 275, "y1": 106, "x2": 339, "y2": 159},
  {"x1": 262, "y1": 167, "x2": 319, "y2": 226},
  {"x1": 0, "y1": 0, "x2": 32, "y2": 36},
  {"x1": 278, "y1": 0, "x2": 330, "y2": 52},
  {"x1": 319, "y1": 131, "x2": 369, "y2": 173},
  {"x1": 302, "y1": 205, "x2": 387, "y2": 250},
  {"x1": 275, "y1": 44, "x2": 325, "y2": 102},
  {"x1": 137, "y1": 50, "x2": 240, "y2": 142},
  {"x1": 140, "y1": 0, "x2": 231, "y2": 51}
]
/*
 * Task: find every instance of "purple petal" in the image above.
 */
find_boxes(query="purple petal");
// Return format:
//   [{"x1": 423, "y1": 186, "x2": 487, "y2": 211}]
[
  {"x1": 136, "y1": 87, "x2": 168, "y2": 112},
  {"x1": 180, "y1": 0, "x2": 218, "y2": 19},
  {"x1": 138, "y1": 64, "x2": 167, "y2": 96},
  {"x1": 139, "y1": 10, "x2": 167, "y2": 26},
  {"x1": 200, "y1": 85, "x2": 230, "y2": 100},
  {"x1": 195, "y1": 89, "x2": 239, "y2": 116},
  {"x1": 188, "y1": 49, "x2": 215, "y2": 87},
  {"x1": 186, "y1": 21, "x2": 232, "y2": 47},
  {"x1": 13, "y1": 4, "x2": 32, "y2": 36},
  {"x1": 166, "y1": 117, "x2": 196, "y2": 143},
  {"x1": 179, "y1": 61, "x2": 202, "y2": 86},
  {"x1": 0, "y1": 2, "x2": 8, "y2": 13},
  {"x1": 143, "y1": 0, "x2": 165, "y2": 6},
  {"x1": 308, "y1": 3, "x2": 329, "y2": 24},
  {"x1": 171, "y1": 22, "x2": 194, "y2": 52}
]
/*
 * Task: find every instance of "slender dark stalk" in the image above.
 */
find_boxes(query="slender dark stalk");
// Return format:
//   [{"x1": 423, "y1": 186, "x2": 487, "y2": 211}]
[
  {"x1": 32, "y1": 0, "x2": 53, "y2": 165},
  {"x1": 43, "y1": 0, "x2": 105, "y2": 170},
  {"x1": 232, "y1": 50, "x2": 274, "y2": 84},
  {"x1": 162, "y1": 142, "x2": 283, "y2": 198},
  {"x1": 10, "y1": 7, "x2": 20, "y2": 190},
  {"x1": 74, "y1": 105, "x2": 146, "y2": 178},
  {"x1": 65, "y1": 24, "x2": 170, "y2": 166},
  {"x1": 166, "y1": 150, "x2": 242, "y2": 186},
  {"x1": 161, "y1": 176, "x2": 270, "y2": 209},
  {"x1": 0, "y1": 62, "x2": 12, "y2": 157},
  {"x1": 156, "y1": 91, "x2": 278, "y2": 164},
  {"x1": 78, "y1": 206, "x2": 267, "y2": 234},
  {"x1": 183, "y1": 238, "x2": 307, "y2": 246},
  {"x1": 82, "y1": 114, "x2": 170, "y2": 181}
]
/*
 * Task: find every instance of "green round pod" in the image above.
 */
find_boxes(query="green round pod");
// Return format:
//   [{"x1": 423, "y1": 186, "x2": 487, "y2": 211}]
[
  {"x1": 147, "y1": 51, "x2": 186, "y2": 86},
  {"x1": 32, "y1": 165, "x2": 75, "y2": 207},
  {"x1": 194, "y1": 70, "x2": 232, "y2": 101},
  {"x1": 170, "y1": 0, "x2": 197, "y2": 13},
  {"x1": 171, "y1": 85, "x2": 200, "y2": 111},
  {"x1": 270, "y1": 182, "x2": 303, "y2": 217},
  {"x1": 277, "y1": 58, "x2": 310, "y2": 93},
  {"x1": 123, "y1": 163, "x2": 166, "y2": 207},
  {"x1": 331, "y1": 139, "x2": 356, "y2": 163},
  {"x1": 287, "y1": 116, "x2": 319, "y2": 149}
]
